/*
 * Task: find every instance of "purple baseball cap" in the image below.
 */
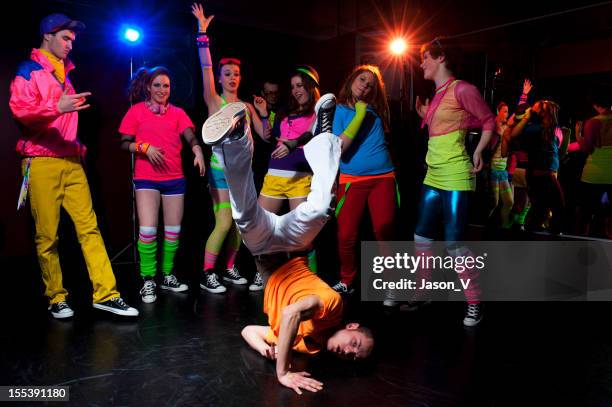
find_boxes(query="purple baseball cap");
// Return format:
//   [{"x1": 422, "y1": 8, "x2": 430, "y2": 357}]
[{"x1": 40, "y1": 13, "x2": 86, "y2": 35}]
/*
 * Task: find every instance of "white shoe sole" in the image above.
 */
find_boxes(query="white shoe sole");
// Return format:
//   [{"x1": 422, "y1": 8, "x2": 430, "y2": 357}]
[
  {"x1": 199, "y1": 283, "x2": 227, "y2": 294},
  {"x1": 202, "y1": 102, "x2": 247, "y2": 145},
  {"x1": 223, "y1": 276, "x2": 248, "y2": 285},
  {"x1": 160, "y1": 284, "x2": 189, "y2": 292},
  {"x1": 93, "y1": 303, "x2": 139, "y2": 316},
  {"x1": 49, "y1": 309, "x2": 74, "y2": 319},
  {"x1": 311, "y1": 93, "x2": 336, "y2": 133},
  {"x1": 248, "y1": 284, "x2": 264, "y2": 292},
  {"x1": 463, "y1": 316, "x2": 482, "y2": 327},
  {"x1": 141, "y1": 294, "x2": 157, "y2": 303}
]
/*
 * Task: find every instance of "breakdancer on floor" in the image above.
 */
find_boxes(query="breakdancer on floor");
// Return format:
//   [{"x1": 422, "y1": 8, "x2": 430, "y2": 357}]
[{"x1": 201, "y1": 94, "x2": 374, "y2": 394}]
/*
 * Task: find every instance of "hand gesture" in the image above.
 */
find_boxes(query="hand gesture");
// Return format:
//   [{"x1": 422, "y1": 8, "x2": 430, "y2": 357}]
[
  {"x1": 57, "y1": 89, "x2": 91, "y2": 113},
  {"x1": 522, "y1": 79, "x2": 533, "y2": 95},
  {"x1": 193, "y1": 147, "x2": 205, "y2": 176},
  {"x1": 271, "y1": 142, "x2": 289, "y2": 159},
  {"x1": 253, "y1": 95, "x2": 268, "y2": 117},
  {"x1": 146, "y1": 145, "x2": 165, "y2": 167},
  {"x1": 191, "y1": 3, "x2": 214, "y2": 32},
  {"x1": 277, "y1": 371, "x2": 323, "y2": 395},
  {"x1": 415, "y1": 96, "x2": 430, "y2": 119}
]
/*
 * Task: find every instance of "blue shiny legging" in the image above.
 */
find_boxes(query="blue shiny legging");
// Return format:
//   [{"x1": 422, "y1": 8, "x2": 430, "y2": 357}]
[{"x1": 414, "y1": 185, "x2": 470, "y2": 241}]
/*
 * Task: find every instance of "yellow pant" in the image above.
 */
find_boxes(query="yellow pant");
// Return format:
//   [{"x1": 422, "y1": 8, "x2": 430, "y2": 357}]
[{"x1": 25, "y1": 157, "x2": 119, "y2": 305}]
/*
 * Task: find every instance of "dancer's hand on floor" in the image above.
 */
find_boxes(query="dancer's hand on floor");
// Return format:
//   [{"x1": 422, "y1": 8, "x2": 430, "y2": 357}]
[
  {"x1": 191, "y1": 3, "x2": 214, "y2": 32},
  {"x1": 277, "y1": 371, "x2": 323, "y2": 395}
]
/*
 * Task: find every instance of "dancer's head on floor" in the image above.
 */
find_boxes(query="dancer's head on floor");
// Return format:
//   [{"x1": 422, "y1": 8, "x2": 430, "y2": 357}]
[
  {"x1": 420, "y1": 36, "x2": 461, "y2": 81},
  {"x1": 338, "y1": 64, "x2": 390, "y2": 131},
  {"x1": 326, "y1": 323, "x2": 374, "y2": 360},
  {"x1": 40, "y1": 13, "x2": 85, "y2": 61},
  {"x1": 128, "y1": 66, "x2": 172, "y2": 108},
  {"x1": 218, "y1": 57, "x2": 241, "y2": 94},
  {"x1": 288, "y1": 65, "x2": 320, "y2": 114}
]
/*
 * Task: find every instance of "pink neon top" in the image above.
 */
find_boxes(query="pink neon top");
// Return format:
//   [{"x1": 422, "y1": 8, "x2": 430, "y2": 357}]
[
  {"x1": 425, "y1": 80, "x2": 495, "y2": 137},
  {"x1": 119, "y1": 102, "x2": 194, "y2": 181},
  {"x1": 9, "y1": 49, "x2": 85, "y2": 158},
  {"x1": 278, "y1": 113, "x2": 315, "y2": 141}
]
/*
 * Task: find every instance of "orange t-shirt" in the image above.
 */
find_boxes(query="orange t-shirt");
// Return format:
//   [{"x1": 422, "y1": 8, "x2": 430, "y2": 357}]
[{"x1": 264, "y1": 257, "x2": 343, "y2": 354}]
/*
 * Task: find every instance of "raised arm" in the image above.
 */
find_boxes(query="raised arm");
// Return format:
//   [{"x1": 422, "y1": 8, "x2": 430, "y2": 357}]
[
  {"x1": 276, "y1": 295, "x2": 324, "y2": 394},
  {"x1": 246, "y1": 101, "x2": 270, "y2": 141},
  {"x1": 191, "y1": 3, "x2": 223, "y2": 113}
]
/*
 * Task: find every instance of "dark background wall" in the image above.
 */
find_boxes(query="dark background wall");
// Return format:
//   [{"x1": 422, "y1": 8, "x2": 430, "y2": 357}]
[{"x1": 2, "y1": 0, "x2": 611, "y2": 261}]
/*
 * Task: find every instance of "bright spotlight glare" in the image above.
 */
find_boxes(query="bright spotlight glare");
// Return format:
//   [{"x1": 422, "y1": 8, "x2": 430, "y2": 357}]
[
  {"x1": 124, "y1": 28, "x2": 141, "y2": 42},
  {"x1": 390, "y1": 38, "x2": 407, "y2": 55}
]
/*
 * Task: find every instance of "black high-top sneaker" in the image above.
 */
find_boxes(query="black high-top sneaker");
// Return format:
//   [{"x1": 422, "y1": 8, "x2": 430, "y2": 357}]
[{"x1": 312, "y1": 93, "x2": 336, "y2": 135}]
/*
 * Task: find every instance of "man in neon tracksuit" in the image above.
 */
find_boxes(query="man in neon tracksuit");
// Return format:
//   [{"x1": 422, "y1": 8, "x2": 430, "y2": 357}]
[{"x1": 9, "y1": 13, "x2": 138, "y2": 319}]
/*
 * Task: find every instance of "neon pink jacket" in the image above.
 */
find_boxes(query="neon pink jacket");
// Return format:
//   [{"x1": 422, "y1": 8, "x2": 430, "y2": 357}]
[{"x1": 9, "y1": 48, "x2": 85, "y2": 158}]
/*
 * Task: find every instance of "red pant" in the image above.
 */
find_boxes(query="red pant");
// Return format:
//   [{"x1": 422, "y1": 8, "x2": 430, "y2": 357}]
[{"x1": 337, "y1": 177, "x2": 397, "y2": 285}]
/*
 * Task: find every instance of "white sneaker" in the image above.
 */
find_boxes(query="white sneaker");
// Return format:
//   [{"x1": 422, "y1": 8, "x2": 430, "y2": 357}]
[{"x1": 202, "y1": 102, "x2": 247, "y2": 145}]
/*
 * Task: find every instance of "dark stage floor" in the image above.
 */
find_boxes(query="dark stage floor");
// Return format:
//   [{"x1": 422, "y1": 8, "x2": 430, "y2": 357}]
[{"x1": 2, "y1": 253, "x2": 612, "y2": 407}]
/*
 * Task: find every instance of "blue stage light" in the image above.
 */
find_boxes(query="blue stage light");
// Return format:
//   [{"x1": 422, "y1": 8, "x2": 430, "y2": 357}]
[
  {"x1": 124, "y1": 28, "x2": 140, "y2": 42},
  {"x1": 120, "y1": 25, "x2": 143, "y2": 45}
]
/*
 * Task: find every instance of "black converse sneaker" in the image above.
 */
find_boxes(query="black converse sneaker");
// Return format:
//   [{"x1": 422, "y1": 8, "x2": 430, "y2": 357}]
[
  {"x1": 463, "y1": 303, "x2": 483, "y2": 327},
  {"x1": 312, "y1": 93, "x2": 337, "y2": 135},
  {"x1": 223, "y1": 265, "x2": 248, "y2": 285},
  {"x1": 202, "y1": 102, "x2": 247, "y2": 145},
  {"x1": 160, "y1": 274, "x2": 188, "y2": 292},
  {"x1": 140, "y1": 279, "x2": 157, "y2": 303},
  {"x1": 332, "y1": 281, "x2": 354, "y2": 295},
  {"x1": 93, "y1": 297, "x2": 139, "y2": 317},
  {"x1": 382, "y1": 290, "x2": 398, "y2": 307},
  {"x1": 248, "y1": 271, "x2": 264, "y2": 292},
  {"x1": 200, "y1": 271, "x2": 227, "y2": 293},
  {"x1": 48, "y1": 301, "x2": 74, "y2": 319}
]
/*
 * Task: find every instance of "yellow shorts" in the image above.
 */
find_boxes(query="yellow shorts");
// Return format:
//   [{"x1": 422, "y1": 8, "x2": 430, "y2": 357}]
[{"x1": 260, "y1": 173, "x2": 312, "y2": 199}]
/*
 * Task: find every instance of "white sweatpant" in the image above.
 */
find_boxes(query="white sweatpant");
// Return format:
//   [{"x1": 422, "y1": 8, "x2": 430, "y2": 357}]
[{"x1": 212, "y1": 133, "x2": 341, "y2": 255}]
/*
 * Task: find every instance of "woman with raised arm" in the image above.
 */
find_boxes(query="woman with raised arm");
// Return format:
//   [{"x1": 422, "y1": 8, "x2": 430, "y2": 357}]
[{"x1": 191, "y1": 2, "x2": 270, "y2": 294}]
